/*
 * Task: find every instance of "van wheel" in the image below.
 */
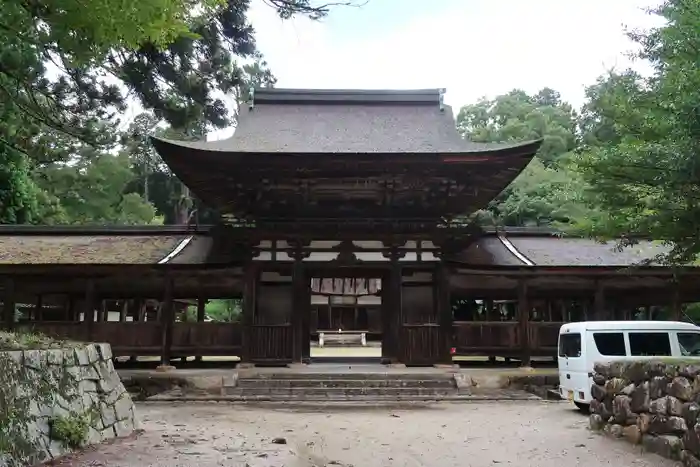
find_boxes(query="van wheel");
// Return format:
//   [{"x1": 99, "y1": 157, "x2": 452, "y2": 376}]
[{"x1": 574, "y1": 402, "x2": 590, "y2": 413}]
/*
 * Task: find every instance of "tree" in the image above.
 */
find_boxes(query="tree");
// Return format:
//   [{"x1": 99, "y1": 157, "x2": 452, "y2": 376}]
[
  {"x1": 574, "y1": 0, "x2": 700, "y2": 264},
  {"x1": 456, "y1": 88, "x2": 584, "y2": 226},
  {"x1": 456, "y1": 88, "x2": 578, "y2": 165}
]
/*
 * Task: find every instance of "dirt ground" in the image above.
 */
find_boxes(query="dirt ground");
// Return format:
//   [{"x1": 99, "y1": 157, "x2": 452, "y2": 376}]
[{"x1": 51, "y1": 401, "x2": 678, "y2": 467}]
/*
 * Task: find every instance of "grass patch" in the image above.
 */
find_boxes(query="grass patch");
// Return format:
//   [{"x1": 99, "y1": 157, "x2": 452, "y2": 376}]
[
  {"x1": 49, "y1": 414, "x2": 90, "y2": 449},
  {"x1": 0, "y1": 330, "x2": 73, "y2": 351}
]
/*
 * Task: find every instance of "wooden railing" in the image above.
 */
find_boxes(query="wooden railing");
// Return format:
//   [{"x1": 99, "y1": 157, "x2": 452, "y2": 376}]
[
  {"x1": 452, "y1": 321, "x2": 520, "y2": 356},
  {"x1": 452, "y1": 321, "x2": 563, "y2": 357},
  {"x1": 18, "y1": 322, "x2": 242, "y2": 357}
]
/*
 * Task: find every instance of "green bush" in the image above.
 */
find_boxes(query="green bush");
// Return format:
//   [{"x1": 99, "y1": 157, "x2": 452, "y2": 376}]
[{"x1": 49, "y1": 414, "x2": 89, "y2": 449}]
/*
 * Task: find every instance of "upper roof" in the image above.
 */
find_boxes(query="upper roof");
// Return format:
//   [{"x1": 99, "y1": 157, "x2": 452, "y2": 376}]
[{"x1": 151, "y1": 87, "x2": 541, "y2": 155}]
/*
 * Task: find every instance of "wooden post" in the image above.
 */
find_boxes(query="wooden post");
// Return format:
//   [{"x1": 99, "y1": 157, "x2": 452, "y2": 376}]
[
  {"x1": 197, "y1": 298, "x2": 206, "y2": 322},
  {"x1": 34, "y1": 294, "x2": 43, "y2": 322},
  {"x1": 159, "y1": 276, "x2": 175, "y2": 368},
  {"x1": 2, "y1": 278, "x2": 16, "y2": 330},
  {"x1": 119, "y1": 300, "x2": 129, "y2": 322},
  {"x1": 240, "y1": 264, "x2": 257, "y2": 365},
  {"x1": 84, "y1": 280, "x2": 95, "y2": 324},
  {"x1": 517, "y1": 280, "x2": 531, "y2": 368},
  {"x1": 436, "y1": 261, "x2": 452, "y2": 365},
  {"x1": 593, "y1": 281, "x2": 606, "y2": 320},
  {"x1": 382, "y1": 250, "x2": 402, "y2": 364},
  {"x1": 291, "y1": 257, "x2": 305, "y2": 363}
]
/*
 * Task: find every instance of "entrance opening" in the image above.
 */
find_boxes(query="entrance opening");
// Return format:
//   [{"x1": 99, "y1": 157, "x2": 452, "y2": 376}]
[{"x1": 309, "y1": 277, "x2": 382, "y2": 363}]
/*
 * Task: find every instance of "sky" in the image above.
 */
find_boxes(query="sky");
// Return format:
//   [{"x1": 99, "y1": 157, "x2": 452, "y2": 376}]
[{"x1": 244, "y1": 0, "x2": 663, "y2": 112}]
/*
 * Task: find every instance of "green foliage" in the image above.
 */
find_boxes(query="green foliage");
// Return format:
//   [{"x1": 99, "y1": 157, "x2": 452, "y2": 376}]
[
  {"x1": 205, "y1": 299, "x2": 242, "y2": 322},
  {"x1": 0, "y1": 331, "x2": 68, "y2": 351},
  {"x1": 49, "y1": 414, "x2": 90, "y2": 449},
  {"x1": 573, "y1": 0, "x2": 700, "y2": 263},
  {"x1": 457, "y1": 88, "x2": 578, "y2": 165}
]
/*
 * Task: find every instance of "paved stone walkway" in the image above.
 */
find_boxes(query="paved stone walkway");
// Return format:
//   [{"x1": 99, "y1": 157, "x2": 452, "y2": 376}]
[{"x1": 52, "y1": 401, "x2": 677, "y2": 467}]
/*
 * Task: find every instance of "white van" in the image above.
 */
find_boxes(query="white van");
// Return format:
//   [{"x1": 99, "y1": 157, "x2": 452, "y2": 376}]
[{"x1": 558, "y1": 321, "x2": 700, "y2": 410}]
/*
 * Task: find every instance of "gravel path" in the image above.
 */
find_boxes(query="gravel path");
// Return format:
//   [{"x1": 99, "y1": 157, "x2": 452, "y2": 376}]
[{"x1": 52, "y1": 401, "x2": 679, "y2": 467}]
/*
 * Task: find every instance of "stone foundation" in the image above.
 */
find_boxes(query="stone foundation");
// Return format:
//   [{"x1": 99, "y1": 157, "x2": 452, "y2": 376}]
[
  {"x1": 590, "y1": 360, "x2": 700, "y2": 465},
  {"x1": 0, "y1": 343, "x2": 139, "y2": 466}
]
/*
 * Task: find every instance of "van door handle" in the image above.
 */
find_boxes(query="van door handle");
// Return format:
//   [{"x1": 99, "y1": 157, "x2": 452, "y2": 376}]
[{"x1": 566, "y1": 374, "x2": 571, "y2": 379}]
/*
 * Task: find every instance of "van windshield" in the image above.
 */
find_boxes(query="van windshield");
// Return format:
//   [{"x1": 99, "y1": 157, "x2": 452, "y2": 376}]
[
  {"x1": 559, "y1": 333, "x2": 581, "y2": 358},
  {"x1": 678, "y1": 332, "x2": 700, "y2": 357}
]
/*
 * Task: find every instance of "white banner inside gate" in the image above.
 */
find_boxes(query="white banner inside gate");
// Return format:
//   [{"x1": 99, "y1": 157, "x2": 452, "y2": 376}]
[{"x1": 310, "y1": 278, "x2": 382, "y2": 296}]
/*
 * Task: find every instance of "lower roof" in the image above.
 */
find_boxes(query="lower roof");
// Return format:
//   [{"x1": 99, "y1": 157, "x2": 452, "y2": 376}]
[{"x1": 0, "y1": 226, "x2": 675, "y2": 268}]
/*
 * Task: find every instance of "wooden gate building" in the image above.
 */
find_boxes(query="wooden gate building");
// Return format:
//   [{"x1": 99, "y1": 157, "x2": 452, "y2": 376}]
[{"x1": 1, "y1": 88, "x2": 699, "y2": 367}]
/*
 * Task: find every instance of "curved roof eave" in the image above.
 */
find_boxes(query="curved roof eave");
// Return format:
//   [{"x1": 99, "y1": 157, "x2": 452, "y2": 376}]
[{"x1": 150, "y1": 135, "x2": 543, "y2": 158}]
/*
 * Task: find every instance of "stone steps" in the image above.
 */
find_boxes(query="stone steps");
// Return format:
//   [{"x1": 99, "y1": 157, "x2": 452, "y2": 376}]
[{"x1": 237, "y1": 378, "x2": 455, "y2": 389}]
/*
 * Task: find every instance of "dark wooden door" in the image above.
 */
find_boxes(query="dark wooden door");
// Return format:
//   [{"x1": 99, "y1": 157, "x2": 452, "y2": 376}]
[
  {"x1": 250, "y1": 282, "x2": 294, "y2": 364},
  {"x1": 399, "y1": 279, "x2": 446, "y2": 366}
]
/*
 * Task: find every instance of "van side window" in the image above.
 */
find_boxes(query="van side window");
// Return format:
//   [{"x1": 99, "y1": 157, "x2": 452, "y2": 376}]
[
  {"x1": 629, "y1": 332, "x2": 672, "y2": 356},
  {"x1": 559, "y1": 333, "x2": 581, "y2": 357},
  {"x1": 678, "y1": 333, "x2": 700, "y2": 357},
  {"x1": 593, "y1": 332, "x2": 626, "y2": 356}
]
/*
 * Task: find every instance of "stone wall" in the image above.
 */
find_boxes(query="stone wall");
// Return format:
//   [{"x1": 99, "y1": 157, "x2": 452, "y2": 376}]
[
  {"x1": 0, "y1": 342, "x2": 139, "y2": 466},
  {"x1": 590, "y1": 360, "x2": 700, "y2": 466}
]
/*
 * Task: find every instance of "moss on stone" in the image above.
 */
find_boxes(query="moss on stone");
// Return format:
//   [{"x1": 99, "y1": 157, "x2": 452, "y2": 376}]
[{"x1": 0, "y1": 330, "x2": 75, "y2": 351}]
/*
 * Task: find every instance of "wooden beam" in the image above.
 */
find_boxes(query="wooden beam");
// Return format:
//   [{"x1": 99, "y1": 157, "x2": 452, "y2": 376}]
[
  {"x1": 291, "y1": 257, "x2": 305, "y2": 363},
  {"x1": 2, "y1": 278, "x2": 16, "y2": 330},
  {"x1": 517, "y1": 280, "x2": 531, "y2": 368},
  {"x1": 160, "y1": 276, "x2": 175, "y2": 367},
  {"x1": 671, "y1": 281, "x2": 681, "y2": 321}
]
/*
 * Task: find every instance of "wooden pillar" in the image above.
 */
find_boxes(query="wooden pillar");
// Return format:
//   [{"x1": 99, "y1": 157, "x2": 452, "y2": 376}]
[
  {"x1": 197, "y1": 298, "x2": 206, "y2": 322},
  {"x1": 382, "y1": 249, "x2": 402, "y2": 364},
  {"x1": 240, "y1": 263, "x2": 257, "y2": 365},
  {"x1": 593, "y1": 281, "x2": 606, "y2": 320},
  {"x1": 34, "y1": 294, "x2": 43, "y2": 322},
  {"x1": 517, "y1": 280, "x2": 531, "y2": 368},
  {"x1": 291, "y1": 256, "x2": 305, "y2": 363},
  {"x1": 84, "y1": 280, "x2": 95, "y2": 324},
  {"x1": 119, "y1": 300, "x2": 128, "y2": 322},
  {"x1": 2, "y1": 278, "x2": 16, "y2": 330},
  {"x1": 436, "y1": 261, "x2": 452, "y2": 365},
  {"x1": 160, "y1": 276, "x2": 175, "y2": 367}
]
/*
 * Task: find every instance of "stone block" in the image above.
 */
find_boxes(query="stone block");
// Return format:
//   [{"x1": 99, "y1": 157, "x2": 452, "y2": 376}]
[
  {"x1": 86, "y1": 345, "x2": 100, "y2": 364},
  {"x1": 592, "y1": 373, "x2": 606, "y2": 386},
  {"x1": 86, "y1": 427, "x2": 103, "y2": 445},
  {"x1": 591, "y1": 383, "x2": 607, "y2": 402},
  {"x1": 81, "y1": 365, "x2": 100, "y2": 381},
  {"x1": 623, "y1": 424, "x2": 642, "y2": 444},
  {"x1": 669, "y1": 377, "x2": 694, "y2": 402},
  {"x1": 595, "y1": 362, "x2": 624, "y2": 378},
  {"x1": 106, "y1": 383, "x2": 127, "y2": 404},
  {"x1": 114, "y1": 419, "x2": 134, "y2": 438},
  {"x1": 23, "y1": 350, "x2": 44, "y2": 370},
  {"x1": 681, "y1": 366, "x2": 700, "y2": 379},
  {"x1": 100, "y1": 426, "x2": 116, "y2": 441},
  {"x1": 650, "y1": 397, "x2": 669, "y2": 415},
  {"x1": 606, "y1": 423, "x2": 624, "y2": 438},
  {"x1": 630, "y1": 381, "x2": 650, "y2": 413},
  {"x1": 46, "y1": 349, "x2": 64, "y2": 366},
  {"x1": 589, "y1": 414, "x2": 605, "y2": 431},
  {"x1": 650, "y1": 376, "x2": 670, "y2": 398},
  {"x1": 47, "y1": 440, "x2": 67, "y2": 460},
  {"x1": 621, "y1": 361, "x2": 650, "y2": 383},
  {"x1": 669, "y1": 395, "x2": 685, "y2": 416},
  {"x1": 686, "y1": 404, "x2": 700, "y2": 429},
  {"x1": 613, "y1": 395, "x2": 633, "y2": 424},
  {"x1": 642, "y1": 434, "x2": 683, "y2": 460},
  {"x1": 5, "y1": 350, "x2": 22, "y2": 365},
  {"x1": 100, "y1": 403, "x2": 117, "y2": 428},
  {"x1": 96, "y1": 343, "x2": 112, "y2": 361},
  {"x1": 605, "y1": 377, "x2": 628, "y2": 396},
  {"x1": 62, "y1": 349, "x2": 76, "y2": 367},
  {"x1": 684, "y1": 424, "x2": 700, "y2": 456},
  {"x1": 114, "y1": 396, "x2": 135, "y2": 421},
  {"x1": 74, "y1": 347, "x2": 89, "y2": 366},
  {"x1": 650, "y1": 415, "x2": 687, "y2": 435},
  {"x1": 79, "y1": 380, "x2": 98, "y2": 394},
  {"x1": 681, "y1": 450, "x2": 700, "y2": 467},
  {"x1": 97, "y1": 373, "x2": 119, "y2": 394}
]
